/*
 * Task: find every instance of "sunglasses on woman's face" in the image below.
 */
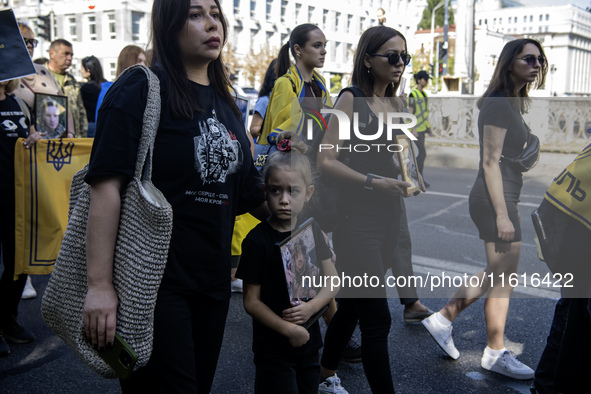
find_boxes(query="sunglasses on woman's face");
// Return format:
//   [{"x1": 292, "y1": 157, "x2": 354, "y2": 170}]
[
  {"x1": 370, "y1": 52, "x2": 412, "y2": 66},
  {"x1": 516, "y1": 55, "x2": 545, "y2": 67},
  {"x1": 24, "y1": 38, "x2": 38, "y2": 48}
]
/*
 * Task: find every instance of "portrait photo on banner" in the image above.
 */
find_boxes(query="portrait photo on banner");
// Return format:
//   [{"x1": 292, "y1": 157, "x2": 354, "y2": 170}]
[{"x1": 35, "y1": 93, "x2": 68, "y2": 139}]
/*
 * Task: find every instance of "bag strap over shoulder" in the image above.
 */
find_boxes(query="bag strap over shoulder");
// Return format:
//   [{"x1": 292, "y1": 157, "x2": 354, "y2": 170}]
[
  {"x1": 119, "y1": 65, "x2": 161, "y2": 182},
  {"x1": 281, "y1": 75, "x2": 297, "y2": 94}
]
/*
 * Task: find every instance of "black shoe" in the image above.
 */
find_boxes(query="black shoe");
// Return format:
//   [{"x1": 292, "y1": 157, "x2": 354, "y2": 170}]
[
  {"x1": 424, "y1": 181, "x2": 431, "y2": 188},
  {"x1": 2, "y1": 318, "x2": 35, "y2": 344},
  {"x1": 0, "y1": 334, "x2": 10, "y2": 356},
  {"x1": 341, "y1": 335, "x2": 362, "y2": 363}
]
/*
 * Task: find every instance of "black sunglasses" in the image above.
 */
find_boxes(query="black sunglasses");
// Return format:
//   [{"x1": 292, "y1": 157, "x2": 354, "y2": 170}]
[
  {"x1": 369, "y1": 52, "x2": 412, "y2": 66},
  {"x1": 24, "y1": 38, "x2": 38, "y2": 48},
  {"x1": 516, "y1": 55, "x2": 545, "y2": 67}
]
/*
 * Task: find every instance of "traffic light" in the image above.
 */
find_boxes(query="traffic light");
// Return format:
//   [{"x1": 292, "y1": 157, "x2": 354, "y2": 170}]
[
  {"x1": 439, "y1": 64, "x2": 443, "y2": 74},
  {"x1": 438, "y1": 42, "x2": 447, "y2": 61},
  {"x1": 37, "y1": 14, "x2": 51, "y2": 41}
]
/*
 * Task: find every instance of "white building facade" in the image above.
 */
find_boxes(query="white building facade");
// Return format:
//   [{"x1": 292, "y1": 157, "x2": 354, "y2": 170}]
[
  {"x1": 5, "y1": 0, "x2": 424, "y2": 90},
  {"x1": 474, "y1": 0, "x2": 591, "y2": 96}
]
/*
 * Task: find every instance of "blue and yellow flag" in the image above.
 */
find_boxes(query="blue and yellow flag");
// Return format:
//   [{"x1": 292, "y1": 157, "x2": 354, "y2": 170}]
[{"x1": 14, "y1": 138, "x2": 93, "y2": 277}]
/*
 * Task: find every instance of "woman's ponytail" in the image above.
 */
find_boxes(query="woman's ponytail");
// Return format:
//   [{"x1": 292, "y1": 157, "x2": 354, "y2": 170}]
[{"x1": 275, "y1": 43, "x2": 291, "y2": 78}]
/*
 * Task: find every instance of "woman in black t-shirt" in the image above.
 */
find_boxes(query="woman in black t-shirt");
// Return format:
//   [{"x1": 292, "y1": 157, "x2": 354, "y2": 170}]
[
  {"x1": 82, "y1": 0, "x2": 265, "y2": 392},
  {"x1": 423, "y1": 39, "x2": 548, "y2": 380}
]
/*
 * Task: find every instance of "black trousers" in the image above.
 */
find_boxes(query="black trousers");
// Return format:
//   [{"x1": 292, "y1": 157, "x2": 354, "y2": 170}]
[
  {"x1": 321, "y1": 205, "x2": 399, "y2": 393},
  {"x1": 120, "y1": 285, "x2": 230, "y2": 394},
  {"x1": 533, "y1": 200, "x2": 591, "y2": 393},
  {"x1": 534, "y1": 298, "x2": 591, "y2": 393},
  {"x1": 0, "y1": 190, "x2": 27, "y2": 326},
  {"x1": 415, "y1": 132, "x2": 427, "y2": 179},
  {"x1": 321, "y1": 298, "x2": 394, "y2": 393},
  {"x1": 254, "y1": 352, "x2": 320, "y2": 394},
  {"x1": 392, "y1": 198, "x2": 419, "y2": 305}
]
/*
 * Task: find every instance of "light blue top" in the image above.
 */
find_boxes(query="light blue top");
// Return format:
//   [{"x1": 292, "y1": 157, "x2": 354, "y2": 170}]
[{"x1": 253, "y1": 95, "x2": 269, "y2": 118}]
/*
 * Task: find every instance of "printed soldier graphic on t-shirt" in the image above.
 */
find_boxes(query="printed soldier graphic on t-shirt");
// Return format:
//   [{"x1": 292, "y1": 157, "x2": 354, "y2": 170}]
[{"x1": 194, "y1": 111, "x2": 243, "y2": 184}]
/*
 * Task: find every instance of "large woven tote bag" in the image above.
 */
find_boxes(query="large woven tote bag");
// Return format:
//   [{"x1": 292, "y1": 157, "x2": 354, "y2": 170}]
[{"x1": 41, "y1": 65, "x2": 173, "y2": 378}]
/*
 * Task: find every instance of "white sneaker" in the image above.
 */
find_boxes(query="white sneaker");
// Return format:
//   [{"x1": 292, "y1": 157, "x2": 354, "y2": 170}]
[
  {"x1": 422, "y1": 313, "x2": 460, "y2": 360},
  {"x1": 231, "y1": 279, "x2": 243, "y2": 293},
  {"x1": 481, "y1": 349, "x2": 535, "y2": 380},
  {"x1": 21, "y1": 276, "x2": 37, "y2": 300},
  {"x1": 318, "y1": 373, "x2": 349, "y2": 394}
]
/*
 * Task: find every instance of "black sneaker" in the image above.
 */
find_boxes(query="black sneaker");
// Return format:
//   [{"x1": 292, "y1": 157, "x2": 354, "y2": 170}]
[
  {"x1": 0, "y1": 334, "x2": 10, "y2": 356},
  {"x1": 341, "y1": 335, "x2": 362, "y2": 363},
  {"x1": 2, "y1": 319, "x2": 35, "y2": 344}
]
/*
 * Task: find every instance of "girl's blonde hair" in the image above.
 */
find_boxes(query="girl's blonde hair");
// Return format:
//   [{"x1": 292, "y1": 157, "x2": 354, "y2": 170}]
[{"x1": 262, "y1": 131, "x2": 312, "y2": 187}]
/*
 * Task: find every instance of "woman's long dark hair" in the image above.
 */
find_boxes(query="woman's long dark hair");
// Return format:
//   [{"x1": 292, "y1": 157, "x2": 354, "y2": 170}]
[
  {"x1": 275, "y1": 23, "x2": 323, "y2": 97},
  {"x1": 81, "y1": 56, "x2": 107, "y2": 89},
  {"x1": 151, "y1": 0, "x2": 240, "y2": 120},
  {"x1": 258, "y1": 59, "x2": 277, "y2": 98},
  {"x1": 477, "y1": 38, "x2": 548, "y2": 113},
  {"x1": 352, "y1": 26, "x2": 408, "y2": 99}
]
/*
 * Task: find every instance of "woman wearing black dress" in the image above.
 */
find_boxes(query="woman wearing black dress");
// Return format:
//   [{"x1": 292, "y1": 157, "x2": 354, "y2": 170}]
[{"x1": 423, "y1": 38, "x2": 548, "y2": 380}]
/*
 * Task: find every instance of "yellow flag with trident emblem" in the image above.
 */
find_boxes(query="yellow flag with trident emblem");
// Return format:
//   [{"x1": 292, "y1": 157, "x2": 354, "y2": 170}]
[{"x1": 14, "y1": 138, "x2": 93, "y2": 277}]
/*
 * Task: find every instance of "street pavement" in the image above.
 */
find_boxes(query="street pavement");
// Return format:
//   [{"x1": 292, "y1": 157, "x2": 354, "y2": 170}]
[{"x1": 0, "y1": 143, "x2": 580, "y2": 393}]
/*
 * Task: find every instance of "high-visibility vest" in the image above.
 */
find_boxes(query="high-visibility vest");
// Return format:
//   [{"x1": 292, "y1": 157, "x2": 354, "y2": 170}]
[
  {"x1": 545, "y1": 143, "x2": 591, "y2": 231},
  {"x1": 409, "y1": 88, "x2": 430, "y2": 133}
]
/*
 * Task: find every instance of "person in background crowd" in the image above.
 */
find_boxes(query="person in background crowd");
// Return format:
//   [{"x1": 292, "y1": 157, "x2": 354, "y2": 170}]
[
  {"x1": 531, "y1": 143, "x2": 591, "y2": 394},
  {"x1": 422, "y1": 38, "x2": 548, "y2": 380},
  {"x1": 82, "y1": 0, "x2": 266, "y2": 391},
  {"x1": 408, "y1": 70, "x2": 432, "y2": 188},
  {"x1": 258, "y1": 23, "x2": 332, "y2": 144},
  {"x1": 0, "y1": 78, "x2": 42, "y2": 356},
  {"x1": 13, "y1": 23, "x2": 75, "y2": 140},
  {"x1": 45, "y1": 38, "x2": 88, "y2": 137},
  {"x1": 80, "y1": 56, "x2": 113, "y2": 137},
  {"x1": 249, "y1": 59, "x2": 277, "y2": 139},
  {"x1": 13, "y1": 22, "x2": 74, "y2": 299},
  {"x1": 115, "y1": 45, "x2": 147, "y2": 77}
]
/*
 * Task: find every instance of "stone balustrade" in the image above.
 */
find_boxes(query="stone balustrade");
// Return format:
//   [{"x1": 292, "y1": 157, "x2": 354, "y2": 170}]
[{"x1": 428, "y1": 97, "x2": 591, "y2": 152}]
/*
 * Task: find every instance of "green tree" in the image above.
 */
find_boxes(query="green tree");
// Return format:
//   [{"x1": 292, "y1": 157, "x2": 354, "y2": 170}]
[
  {"x1": 418, "y1": 0, "x2": 455, "y2": 30},
  {"x1": 330, "y1": 74, "x2": 342, "y2": 94}
]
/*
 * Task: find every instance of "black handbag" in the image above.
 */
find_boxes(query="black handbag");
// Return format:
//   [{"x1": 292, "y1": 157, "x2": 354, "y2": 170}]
[{"x1": 500, "y1": 122, "x2": 540, "y2": 172}]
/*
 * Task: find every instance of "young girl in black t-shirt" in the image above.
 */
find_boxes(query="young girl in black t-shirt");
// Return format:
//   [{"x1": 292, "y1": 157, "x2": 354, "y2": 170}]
[{"x1": 237, "y1": 131, "x2": 339, "y2": 393}]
